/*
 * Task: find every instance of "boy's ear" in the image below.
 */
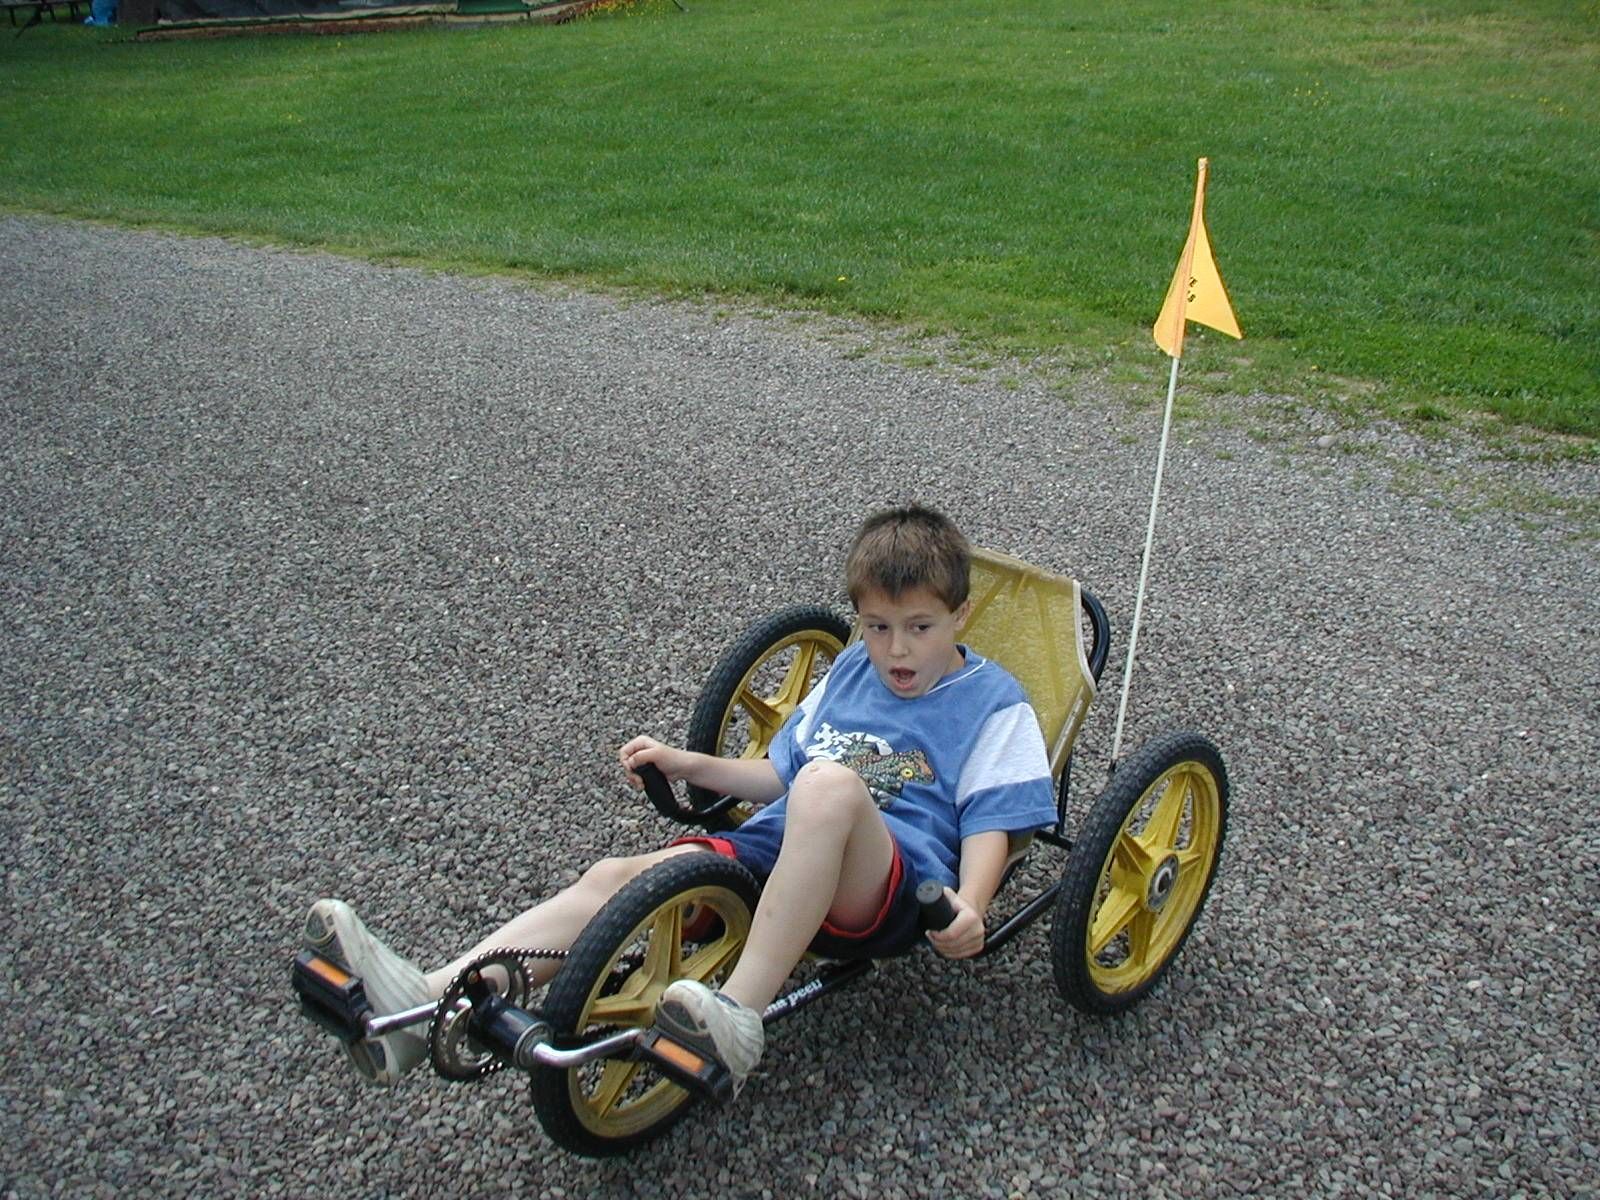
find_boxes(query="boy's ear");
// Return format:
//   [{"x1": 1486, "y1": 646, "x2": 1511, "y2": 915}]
[{"x1": 953, "y1": 599, "x2": 973, "y2": 631}]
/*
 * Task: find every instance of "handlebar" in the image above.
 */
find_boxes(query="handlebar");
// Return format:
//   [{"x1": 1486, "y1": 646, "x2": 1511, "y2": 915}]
[
  {"x1": 636, "y1": 761, "x2": 747, "y2": 827},
  {"x1": 916, "y1": 880, "x2": 958, "y2": 931},
  {"x1": 637, "y1": 762, "x2": 678, "y2": 815}
]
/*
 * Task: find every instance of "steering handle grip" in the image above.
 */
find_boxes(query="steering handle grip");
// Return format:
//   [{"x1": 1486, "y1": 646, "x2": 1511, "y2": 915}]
[
  {"x1": 916, "y1": 880, "x2": 958, "y2": 931},
  {"x1": 637, "y1": 762, "x2": 683, "y2": 819}
]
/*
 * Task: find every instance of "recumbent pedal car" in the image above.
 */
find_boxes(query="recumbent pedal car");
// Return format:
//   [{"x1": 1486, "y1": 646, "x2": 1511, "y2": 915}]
[{"x1": 293, "y1": 547, "x2": 1229, "y2": 1157}]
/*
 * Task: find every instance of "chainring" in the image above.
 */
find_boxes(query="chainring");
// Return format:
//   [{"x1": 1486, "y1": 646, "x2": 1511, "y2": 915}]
[{"x1": 428, "y1": 947, "x2": 566, "y2": 1083}]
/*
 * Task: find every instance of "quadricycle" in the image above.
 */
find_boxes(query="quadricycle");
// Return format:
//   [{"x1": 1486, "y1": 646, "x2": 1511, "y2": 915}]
[{"x1": 293, "y1": 546, "x2": 1229, "y2": 1156}]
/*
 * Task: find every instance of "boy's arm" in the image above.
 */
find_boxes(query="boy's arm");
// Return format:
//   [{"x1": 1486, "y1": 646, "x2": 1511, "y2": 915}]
[
  {"x1": 680, "y1": 752, "x2": 786, "y2": 804},
  {"x1": 926, "y1": 829, "x2": 1010, "y2": 960},
  {"x1": 955, "y1": 828, "x2": 1011, "y2": 916},
  {"x1": 619, "y1": 736, "x2": 787, "y2": 805}
]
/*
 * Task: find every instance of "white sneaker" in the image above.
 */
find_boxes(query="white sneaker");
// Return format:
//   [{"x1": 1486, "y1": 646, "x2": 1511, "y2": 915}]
[
  {"x1": 303, "y1": 899, "x2": 431, "y2": 1086},
  {"x1": 655, "y1": 979, "x2": 764, "y2": 1097}
]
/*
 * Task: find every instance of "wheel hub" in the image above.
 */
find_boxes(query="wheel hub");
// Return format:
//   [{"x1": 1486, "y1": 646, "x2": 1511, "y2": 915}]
[{"x1": 1145, "y1": 854, "x2": 1180, "y2": 911}]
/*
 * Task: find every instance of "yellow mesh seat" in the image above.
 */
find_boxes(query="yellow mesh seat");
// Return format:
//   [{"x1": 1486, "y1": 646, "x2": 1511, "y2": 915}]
[
  {"x1": 962, "y1": 547, "x2": 1098, "y2": 864},
  {"x1": 962, "y1": 547, "x2": 1097, "y2": 780}
]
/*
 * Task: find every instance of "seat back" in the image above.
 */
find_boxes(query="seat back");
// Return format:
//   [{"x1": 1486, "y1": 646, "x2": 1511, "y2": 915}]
[{"x1": 961, "y1": 546, "x2": 1097, "y2": 779}]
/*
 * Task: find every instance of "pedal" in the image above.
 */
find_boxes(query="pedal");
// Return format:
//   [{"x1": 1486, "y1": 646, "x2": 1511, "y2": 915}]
[
  {"x1": 292, "y1": 950, "x2": 373, "y2": 1043},
  {"x1": 635, "y1": 1027, "x2": 735, "y2": 1104}
]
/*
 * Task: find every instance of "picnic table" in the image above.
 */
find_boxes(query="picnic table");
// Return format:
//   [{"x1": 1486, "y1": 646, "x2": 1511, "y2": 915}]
[{"x1": 6, "y1": 0, "x2": 91, "y2": 27}]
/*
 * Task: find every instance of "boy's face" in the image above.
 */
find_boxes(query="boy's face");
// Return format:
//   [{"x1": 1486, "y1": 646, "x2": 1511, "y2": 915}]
[{"x1": 855, "y1": 585, "x2": 972, "y2": 699}]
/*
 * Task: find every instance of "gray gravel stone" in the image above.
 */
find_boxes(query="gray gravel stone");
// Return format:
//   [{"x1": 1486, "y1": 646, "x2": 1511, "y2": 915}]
[{"x1": 1, "y1": 215, "x2": 1595, "y2": 1199}]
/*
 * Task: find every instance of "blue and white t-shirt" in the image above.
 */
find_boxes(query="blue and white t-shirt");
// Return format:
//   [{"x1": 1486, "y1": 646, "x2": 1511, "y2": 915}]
[{"x1": 729, "y1": 640, "x2": 1056, "y2": 890}]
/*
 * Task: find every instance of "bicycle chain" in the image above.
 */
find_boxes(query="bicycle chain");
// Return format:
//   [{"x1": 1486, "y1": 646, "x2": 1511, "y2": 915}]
[{"x1": 427, "y1": 946, "x2": 567, "y2": 1083}]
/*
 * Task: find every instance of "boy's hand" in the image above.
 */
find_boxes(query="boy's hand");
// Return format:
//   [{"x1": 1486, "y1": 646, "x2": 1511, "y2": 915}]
[
  {"x1": 925, "y1": 888, "x2": 986, "y2": 960},
  {"x1": 619, "y1": 737, "x2": 785, "y2": 805},
  {"x1": 618, "y1": 736, "x2": 694, "y2": 789}
]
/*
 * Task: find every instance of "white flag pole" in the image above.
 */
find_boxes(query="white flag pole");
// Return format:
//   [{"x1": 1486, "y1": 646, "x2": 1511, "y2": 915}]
[{"x1": 1109, "y1": 352, "x2": 1181, "y2": 765}]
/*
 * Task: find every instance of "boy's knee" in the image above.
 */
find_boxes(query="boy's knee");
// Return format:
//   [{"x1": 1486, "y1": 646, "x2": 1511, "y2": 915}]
[
  {"x1": 789, "y1": 760, "x2": 873, "y2": 822},
  {"x1": 578, "y1": 855, "x2": 642, "y2": 896},
  {"x1": 794, "y1": 758, "x2": 861, "y2": 789}
]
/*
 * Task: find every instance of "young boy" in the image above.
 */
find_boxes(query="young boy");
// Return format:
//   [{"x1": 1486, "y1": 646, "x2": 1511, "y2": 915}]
[{"x1": 304, "y1": 505, "x2": 1057, "y2": 1095}]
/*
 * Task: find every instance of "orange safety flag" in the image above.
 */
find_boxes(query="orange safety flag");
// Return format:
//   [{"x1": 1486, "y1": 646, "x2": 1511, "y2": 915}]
[{"x1": 1152, "y1": 158, "x2": 1243, "y2": 358}]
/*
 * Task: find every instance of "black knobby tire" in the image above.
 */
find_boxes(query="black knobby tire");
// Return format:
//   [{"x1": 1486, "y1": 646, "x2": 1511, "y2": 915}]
[
  {"x1": 684, "y1": 604, "x2": 851, "y2": 823},
  {"x1": 528, "y1": 853, "x2": 760, "y2": 1157},
  {"x1": 1052, "y1": 730, "x2": 1228, "y2": 1016}
]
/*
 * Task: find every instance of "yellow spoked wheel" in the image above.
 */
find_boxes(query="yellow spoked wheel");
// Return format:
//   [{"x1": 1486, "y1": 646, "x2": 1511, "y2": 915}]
[
  {"x1": 684, "y1": 605, "x2": 851, "y2": 825},
  {"x1": 529, "y1": 853, "x2": 759, "y2": 1157},
  {"x1": 1052, "y1": 731, "x2": 1228, "y2": 1016}
]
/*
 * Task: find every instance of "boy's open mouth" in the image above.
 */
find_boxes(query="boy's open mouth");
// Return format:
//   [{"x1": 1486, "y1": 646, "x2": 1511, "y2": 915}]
[{"x1": 889, "y1": 668, "x2": 917, "y2": 691}]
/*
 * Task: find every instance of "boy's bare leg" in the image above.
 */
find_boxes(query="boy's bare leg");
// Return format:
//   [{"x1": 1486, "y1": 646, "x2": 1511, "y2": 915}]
[
  {"x1": 422, "y1": 844, "x2": 703, "y2": 995},
  {"x1": 718, "y1": 761, "x2": 895, "y2": 1012}
]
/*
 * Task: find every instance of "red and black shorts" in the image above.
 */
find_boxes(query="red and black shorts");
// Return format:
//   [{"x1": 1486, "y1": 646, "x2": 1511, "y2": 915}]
[{"x1": 670, "y1": 830, "x2": 926, "y2": 961}]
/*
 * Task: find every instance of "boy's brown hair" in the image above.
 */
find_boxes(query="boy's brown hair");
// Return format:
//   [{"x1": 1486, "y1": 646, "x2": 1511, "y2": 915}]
[{"x1": 844, "y1": 505, "x2": 971, "y2": 611}]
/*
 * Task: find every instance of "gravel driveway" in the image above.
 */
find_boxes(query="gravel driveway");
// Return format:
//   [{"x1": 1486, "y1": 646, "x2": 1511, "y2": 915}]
[{"x1": 2, "y1": 215, "x2": 1595, "y2": 1199}]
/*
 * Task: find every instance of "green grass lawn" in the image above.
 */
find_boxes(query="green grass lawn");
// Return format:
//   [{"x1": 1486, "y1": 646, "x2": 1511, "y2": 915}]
[{"x1": 2, "y1": 0, "x2": 1596, "y2": 437}]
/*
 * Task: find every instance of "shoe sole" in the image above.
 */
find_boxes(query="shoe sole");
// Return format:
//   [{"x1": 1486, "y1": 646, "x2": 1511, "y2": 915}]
[
  {"x1": 303, "y1": 903, "x2": 344, "y2": 961},
  {"x1": 343, "y1": 1038, "x2": 396, "y2": 1086},
  {"x1": 654, "y1": 991, "x2": 762, "y2": 1090},
  {"x1": 654, "y1": 996, "x2": 709, "y2": 1042},
  {"x1": 654, "y1": 998, "x2": 732, "y2": 1084},
  {"x1": 302, "y1": 901, "x2": 422, "y2": 1087}
]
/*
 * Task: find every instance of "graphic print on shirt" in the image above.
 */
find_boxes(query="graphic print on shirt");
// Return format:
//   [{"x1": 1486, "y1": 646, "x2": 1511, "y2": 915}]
[{"x1": 804, "y1": 722, "x2": 935, "y2": 809}]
